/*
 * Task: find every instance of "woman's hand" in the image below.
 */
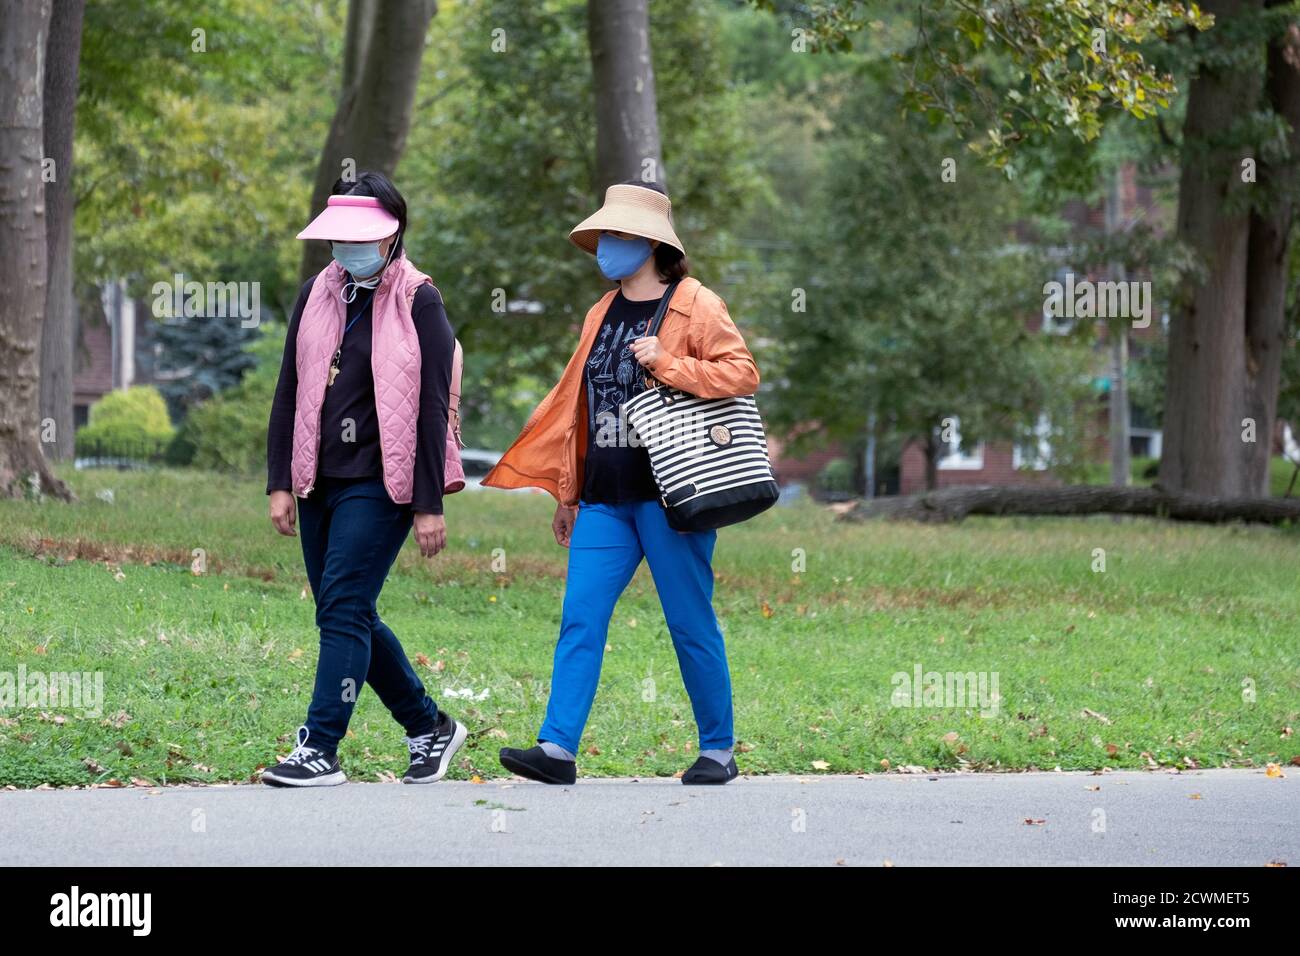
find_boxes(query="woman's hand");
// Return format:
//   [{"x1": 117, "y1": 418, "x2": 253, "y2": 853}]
[
  {"x1": 269, "y1": 491, "x2": 297, "y2": 536},
  {"x1": 414, "y1": 512, "x2": 447, "y2": 557},
  {"x1": 630, "y1": 335, "x2": 672, "y2": 372},
  {"x1": 552, "y1": 503, "x2": 577, "y2": 548}
]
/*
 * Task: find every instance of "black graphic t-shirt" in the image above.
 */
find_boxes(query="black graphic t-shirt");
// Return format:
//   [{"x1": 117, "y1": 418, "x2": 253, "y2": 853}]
[{"x1": 580, "y1": 289, "x2": 664, "y2": 504}]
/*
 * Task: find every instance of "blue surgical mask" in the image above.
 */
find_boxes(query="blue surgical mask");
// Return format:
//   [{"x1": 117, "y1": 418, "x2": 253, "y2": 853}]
[
  {"x1": 596, "y1": 233, "x2": 653, "y2": 281},
  {"x1": 332, "y1": 240, "x2": 391, "y2": 302},
  {"x1": 332, "y1": 240, "x2": 386, "y2": 274}
]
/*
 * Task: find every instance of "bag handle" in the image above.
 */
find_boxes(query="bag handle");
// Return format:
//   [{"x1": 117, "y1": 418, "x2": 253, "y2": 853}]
[{"x1": 640, "y1": 280, "x2": 681, "y2": 389}]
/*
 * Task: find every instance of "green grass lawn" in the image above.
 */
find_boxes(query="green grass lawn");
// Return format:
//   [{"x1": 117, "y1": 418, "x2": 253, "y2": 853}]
[{"x1": 0, "y1": 467, "x2": 1297, "y2": 787}]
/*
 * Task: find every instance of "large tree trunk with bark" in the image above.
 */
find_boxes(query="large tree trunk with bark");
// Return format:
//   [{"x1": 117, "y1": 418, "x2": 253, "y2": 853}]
[
  {"x1": 1243, "y1": 15, "x2": 1300, "y2": 494},
  {"x1": 1159, "y1": 0, "x2": 1263, "y2": 498},
  {"x1": 844, "y1": 485, "x2": 1300, "y2": 525},
  {"x1": 0, "y1": 0, "x2": 70, "y2": 500},
  {"x1": 587, "y1": 0, "x2": 664, "y2": 193},
  {"x1": 38, "y1": 0, "x2": 85, "y2": 463},
  {"x1": 299, "y1": 0, "x2": 437, "y2": 282}
]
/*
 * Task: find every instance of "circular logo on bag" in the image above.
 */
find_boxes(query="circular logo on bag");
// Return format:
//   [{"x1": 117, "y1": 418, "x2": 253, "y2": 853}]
[{"x1": 709, "y1": 424, "x2": 733, "y2": 447}]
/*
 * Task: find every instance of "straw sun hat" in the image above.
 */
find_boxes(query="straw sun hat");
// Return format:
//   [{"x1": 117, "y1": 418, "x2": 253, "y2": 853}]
[{"x1": 569, "y1": 183, "x2": 686, "y2": 257}]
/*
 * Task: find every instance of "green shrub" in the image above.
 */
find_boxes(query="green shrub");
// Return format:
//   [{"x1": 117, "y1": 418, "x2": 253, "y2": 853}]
[
  {"x1": 184, "y1": 324, "x2": 283, "y2": 474},
  {"x1": 817, "y1": 457, "x2": 855, "y2": 495},
  {"x1": 76, "y1": 386, "x2": 175, "y2": 459}
]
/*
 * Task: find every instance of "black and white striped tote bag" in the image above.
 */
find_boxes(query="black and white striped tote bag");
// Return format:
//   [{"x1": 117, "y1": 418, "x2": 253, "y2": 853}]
[{"x1": 623, "y1": 282, "x2": 779, "y2": 532}]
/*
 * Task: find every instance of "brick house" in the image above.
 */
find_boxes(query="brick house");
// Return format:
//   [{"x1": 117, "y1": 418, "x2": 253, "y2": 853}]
[
  {"x1": 73, "y1": 282, "x2": 157, "y2": 429},
  {"x1": 896, "y1": 164, "x2": 1170, "y2": 495}
]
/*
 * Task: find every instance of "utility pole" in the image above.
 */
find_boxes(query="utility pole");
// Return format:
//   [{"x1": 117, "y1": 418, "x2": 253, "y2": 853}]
[{"x1": 1105, "y1": 166, "x2": 1130, "y2": 488}]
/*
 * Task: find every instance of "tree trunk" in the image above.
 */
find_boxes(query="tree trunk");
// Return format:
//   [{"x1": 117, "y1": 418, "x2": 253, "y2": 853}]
[
  {"x1": 587, "y1": 0, "x2": 664, "y2": 193},
  {"x1": 923, "y1": 430, "x2": 940, "y2": 491},
  {"x1": 0, "y1": 0, "x2": 70, "y2": 500},
  {"x1": 1158, "y1": 0, "x2": 1264, "y2": 497},
  {"x1": 299, "y1": 0, "x2": 437, "y2": 282},
  {"x1": 844, "y1": 484, "x2": 1300, "y2": 525},
  {"x1": 1243, "y1": 15, "x2": 1300, "y2": 494},
  {"x1": 38, "y1": 0, "x2": 85, "y2": 463}
]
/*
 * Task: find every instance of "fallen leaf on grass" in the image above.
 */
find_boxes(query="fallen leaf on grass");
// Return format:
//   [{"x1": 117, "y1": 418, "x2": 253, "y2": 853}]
[
  {"x1": 811, "y1": 760, "x2": 830, "y2": 771},
  {"x1": 1081, "y1": 708, "x2": 1111, "y2": 724}
]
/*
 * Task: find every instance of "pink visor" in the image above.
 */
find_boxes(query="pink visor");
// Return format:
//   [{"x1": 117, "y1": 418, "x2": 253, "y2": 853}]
[{"x1": 296, "y1": 194, "x2": 399, "y2": 242}]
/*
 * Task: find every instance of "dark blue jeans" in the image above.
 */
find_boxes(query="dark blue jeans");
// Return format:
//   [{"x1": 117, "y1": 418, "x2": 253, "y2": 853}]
[{"x1": 297, "y1": 476, "x2": 439, "y2": 754}]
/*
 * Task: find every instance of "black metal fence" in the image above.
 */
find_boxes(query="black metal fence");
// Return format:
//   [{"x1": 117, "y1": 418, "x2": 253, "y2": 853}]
[{"x1": 73, "y1": 437, "x2": 169, "y2": 469}]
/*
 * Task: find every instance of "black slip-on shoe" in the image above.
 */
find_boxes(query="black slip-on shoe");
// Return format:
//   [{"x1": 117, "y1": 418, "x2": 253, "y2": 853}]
[
  {"x1": 681, "y1": 755, "x2": 738, "y2": 785},
  {"x1": 261, "y1": 726, "x2": 347, "y2": 788},
  {"x1": 499, "y1": 745, "x2": 577, "y2": 785},
  {"x1": 402, "y1": 711, "x2": 469, "y2": 784}
]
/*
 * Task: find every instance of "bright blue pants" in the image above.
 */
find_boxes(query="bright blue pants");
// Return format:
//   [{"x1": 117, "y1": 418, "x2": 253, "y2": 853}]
[{"x1": 538, "y1": 499, "x2": 735, "y2": 754}]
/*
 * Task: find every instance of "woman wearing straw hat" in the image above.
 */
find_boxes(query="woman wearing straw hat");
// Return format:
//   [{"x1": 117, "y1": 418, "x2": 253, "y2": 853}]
[
  {"x1": 485, "y1": 180, "x2": 760, "y2": 785},
  {"x1": 262, "y1": 171, "x2": 468, "y2": 786}
]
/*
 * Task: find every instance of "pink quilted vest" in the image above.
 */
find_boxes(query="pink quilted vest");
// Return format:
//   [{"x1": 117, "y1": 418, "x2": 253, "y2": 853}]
[{"x1": 291, "y1": 253, "x2": 459, "y2": 505}]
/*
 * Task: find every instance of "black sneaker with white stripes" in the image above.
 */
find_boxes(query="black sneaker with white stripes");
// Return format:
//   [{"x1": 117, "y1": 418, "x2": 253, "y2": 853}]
[
  {"x1": 402, "y1": 710, "x2": 467, "y2": 784},
  {"x1": 261, "y1": 726, "x2": 347, "y2": 787}
]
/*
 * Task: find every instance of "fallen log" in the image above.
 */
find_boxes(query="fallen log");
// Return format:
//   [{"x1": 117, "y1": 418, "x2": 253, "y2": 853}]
[{"x1": 841, "y1": 485, "x2": 1300, "y2": 525}]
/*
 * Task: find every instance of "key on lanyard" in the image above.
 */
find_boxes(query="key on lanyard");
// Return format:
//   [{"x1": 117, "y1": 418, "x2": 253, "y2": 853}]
[{"x1": 327, "y1": 289, "x2": 375, "y2": 388}]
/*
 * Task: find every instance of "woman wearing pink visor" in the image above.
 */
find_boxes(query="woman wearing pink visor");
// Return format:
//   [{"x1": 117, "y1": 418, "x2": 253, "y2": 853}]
[{"x1": 262, "y1": 171, "x2": 468, "y2": 787}]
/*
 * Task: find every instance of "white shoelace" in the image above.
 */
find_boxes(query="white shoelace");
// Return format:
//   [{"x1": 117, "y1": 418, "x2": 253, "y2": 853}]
[
  {"x1": 282, "y1": 727, "x2": 321, "y2": 766},
  {"x1": 404, "y1": 733, "x2": 435, "y2": 760}
]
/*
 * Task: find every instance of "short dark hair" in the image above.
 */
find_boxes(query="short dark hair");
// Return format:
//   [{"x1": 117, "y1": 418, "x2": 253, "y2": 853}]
[
  {"x1": 618, "y1": 178, "x2": 690, "y2": 282},
  {"x1": 330, "y1": 170, "x2": 407, "y2": 256}
]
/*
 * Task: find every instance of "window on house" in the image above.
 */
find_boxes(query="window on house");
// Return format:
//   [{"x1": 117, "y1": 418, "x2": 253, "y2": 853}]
[
  {"x1": 936, "y1": 417, "x2": 985, "y2": 470},
  {"x1": 1013, "y1": 414, "x2": 1052, "y2": 470},
  {"x1": 1041, "y1": 267, "x2": 1076, "y2": 335}
]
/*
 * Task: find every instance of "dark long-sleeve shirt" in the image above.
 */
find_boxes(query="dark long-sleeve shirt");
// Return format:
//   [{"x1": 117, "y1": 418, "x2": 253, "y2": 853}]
[{"x1": 267, "y1": 276, "x2": 454, "y2": 515}]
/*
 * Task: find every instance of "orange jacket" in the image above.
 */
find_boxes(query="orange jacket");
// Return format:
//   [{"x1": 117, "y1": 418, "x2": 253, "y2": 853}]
[{"x1": 482, "y1": 277, "x2": 760, "y2": 506}]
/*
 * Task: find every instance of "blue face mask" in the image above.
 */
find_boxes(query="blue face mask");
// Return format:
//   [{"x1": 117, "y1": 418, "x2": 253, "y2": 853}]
[
  {"x1": 596, "y1": 233, "x2": 653, "y2": 281},
  {"x1": 331, "y1": 241, "x2": 388, "y2": 281}
]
